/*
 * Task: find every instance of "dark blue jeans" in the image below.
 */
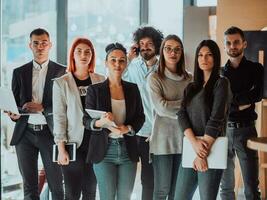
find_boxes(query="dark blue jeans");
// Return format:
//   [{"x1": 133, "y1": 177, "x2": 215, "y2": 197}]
[
  {"x1": 93, "y1": 138, "x2": 137, "y2": 200},
  {"x1": 174, "y1": 164, "x2": 222, "y2": 200},
  {"x1": 137, "y1": 136, "x2": 154, "y2": 200},
  {"x1": 220, "y1": 125, "x2": 261, "y2": 200},
  {"x1": 152, "y1": 154, "x2": 181, "y2": 200}
]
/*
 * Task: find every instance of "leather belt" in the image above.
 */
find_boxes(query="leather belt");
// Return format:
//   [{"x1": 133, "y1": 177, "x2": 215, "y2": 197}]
[
  {"x1": 227, "y1": 121, "x2": 254, "y2": 128},
  {"x1": 108, "y1": 137, "x2": 125, "y2": 144},
  {"x1": 27, "y1": 124, "x2": 48, "y2": 131}
]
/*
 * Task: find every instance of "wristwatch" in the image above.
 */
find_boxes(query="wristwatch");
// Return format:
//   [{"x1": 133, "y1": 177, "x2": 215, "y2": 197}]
[{"x1": 127, "y1": 125, "x2": 134, "y2": 136}]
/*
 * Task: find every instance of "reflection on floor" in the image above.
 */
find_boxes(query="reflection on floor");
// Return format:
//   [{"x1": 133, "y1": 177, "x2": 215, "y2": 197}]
[{"x1": 1, "y1": 161, "x2": 247, "y2": 200}]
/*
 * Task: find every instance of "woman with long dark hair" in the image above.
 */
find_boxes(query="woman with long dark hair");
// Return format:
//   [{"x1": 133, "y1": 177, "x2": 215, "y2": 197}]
[{"x1": 174, "y1": 40, "x2": 230, "y2": 200}]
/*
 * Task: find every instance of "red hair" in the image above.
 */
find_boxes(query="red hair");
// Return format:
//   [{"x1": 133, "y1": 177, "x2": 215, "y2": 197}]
[{"x1": 67, "y1": 37, "x2": 96, "y2": 73}]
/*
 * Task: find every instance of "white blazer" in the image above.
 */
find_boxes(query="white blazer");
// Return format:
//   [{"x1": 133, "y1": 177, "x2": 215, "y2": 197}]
[{"x1": 53, "y1": 72, "x2": 106, "y2": 148}]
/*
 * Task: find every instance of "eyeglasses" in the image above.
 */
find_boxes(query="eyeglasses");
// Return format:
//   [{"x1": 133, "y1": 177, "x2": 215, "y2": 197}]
[
  {"x1": 32, "y1": 41, "x2": 50, "y2": 47},
  {"x1": 164, "y1": 46, "x2": 183, "y2": 54}
]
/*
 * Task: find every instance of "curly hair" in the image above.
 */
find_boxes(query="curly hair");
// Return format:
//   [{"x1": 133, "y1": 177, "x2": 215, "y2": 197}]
[{"x1": 133, "y1": 26, "x2": 164, "y2": 55}]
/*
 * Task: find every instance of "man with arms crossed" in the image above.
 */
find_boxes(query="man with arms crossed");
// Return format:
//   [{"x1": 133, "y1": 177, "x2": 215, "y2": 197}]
[
  {"x1": 123, "y1": 26, "x2": 164, "y2": 200},
  {"x1": 8, "y1": 28, "x2": 65, "y2": 200},
  {"x1": 220, "y1": 26, "x2": 263, "y2": 200}
]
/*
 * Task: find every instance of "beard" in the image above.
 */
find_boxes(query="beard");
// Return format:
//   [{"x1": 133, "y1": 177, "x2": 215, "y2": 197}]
[
  {"x1": 140, "y1": 49, "x2": 156, "y2": 61},
  {"x1": 227, "y1": 48, "x2": 243, "y2": 58}
]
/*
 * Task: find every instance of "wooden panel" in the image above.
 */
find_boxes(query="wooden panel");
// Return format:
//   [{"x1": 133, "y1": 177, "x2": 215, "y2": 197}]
[{"x1": 259, "y1": 100, "x2": 267, "y2": 198}]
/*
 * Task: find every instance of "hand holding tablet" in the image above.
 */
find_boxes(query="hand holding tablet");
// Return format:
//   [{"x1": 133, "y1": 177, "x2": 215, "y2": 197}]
[{"x1": 85, "y1": 109, "x2": 118, "y2": 128}]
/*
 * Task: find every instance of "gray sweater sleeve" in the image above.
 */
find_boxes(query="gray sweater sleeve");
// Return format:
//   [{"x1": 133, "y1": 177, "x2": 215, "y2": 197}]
[
  {"x1": 148, "y1": 73, "x2": 181, "y2": 119},
  {"x1": 178, "y1": 79, "x2": 230, "y2": 138},
  {"x1": 205, "y1": 77, "x2": 230, "y2": 138},
  {"x1": 177, "y1": 84, "x2": 193, "y2": 133}
]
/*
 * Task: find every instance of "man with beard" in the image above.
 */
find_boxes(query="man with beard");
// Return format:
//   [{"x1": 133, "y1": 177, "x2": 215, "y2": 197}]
[
  {"x1": 220, "y1": 26, "x2": 263, "y2": 200},
  {"x1": 123, "y1": 26, "x2": 164, "y2": 200},
  {"x1": 7, "y1": 28, "x2": 65, "y2": 199}
]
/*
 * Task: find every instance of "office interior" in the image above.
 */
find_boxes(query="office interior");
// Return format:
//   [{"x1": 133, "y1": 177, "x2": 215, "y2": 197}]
[{"x1": 0, "y1": 0, "x2": 267, "y2": 199}]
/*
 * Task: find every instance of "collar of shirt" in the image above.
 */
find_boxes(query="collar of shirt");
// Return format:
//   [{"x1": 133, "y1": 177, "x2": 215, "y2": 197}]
[
  {"x1": 225, "y1": 56, "x2": 247, "y2": 71},
  {"x1": 33, "y1": 59, "x2": 49, "y2": 70},
  {"x1": 164, "y1": 67, "x2": 184, "y2": 81},
  {"x1": 137, "y1": 56, "x2": 159, "y2": 78}
]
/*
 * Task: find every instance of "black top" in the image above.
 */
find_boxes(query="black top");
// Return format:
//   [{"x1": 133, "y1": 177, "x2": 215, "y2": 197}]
[
  {"x1": 177, "y1": 77, "x2": 230, "y2": 139},
  {"x1": 73, "y1": 74, "x2": 92, "y2": 109},
  {"x1": 222, "y1": 56, "x2": 264, "y2": 122}
]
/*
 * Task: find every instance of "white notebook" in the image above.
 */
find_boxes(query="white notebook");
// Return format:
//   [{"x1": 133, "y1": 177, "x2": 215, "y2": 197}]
[
  {"x1": 85, "y1": 109, "x2": 118, "y2": 128},
  {"x1": 85, "y1": 109, "x2": 106, "y2": 119},
  {"x1": 182, "y1": 136, "x2": 228, "y2": 169}
]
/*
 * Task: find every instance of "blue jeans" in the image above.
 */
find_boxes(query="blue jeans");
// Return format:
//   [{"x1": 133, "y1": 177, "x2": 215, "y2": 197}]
[
  {"x1": 220, "y1": 125, "x2": 261, "y2": 200},
  {"x1": 174, "y1": 164, "x2": 222, "y2": 200},
  {"x1": 93, "y1": 138, "x2": 137, "y2": 200},
  {"x1": 152, "y1": 154, "x2": 181, "y2": 200}
]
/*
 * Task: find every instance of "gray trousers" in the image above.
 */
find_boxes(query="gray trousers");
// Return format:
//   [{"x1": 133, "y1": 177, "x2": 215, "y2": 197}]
[{"x1": 220, "y1": 125, "x2": 261, "y2": 200}]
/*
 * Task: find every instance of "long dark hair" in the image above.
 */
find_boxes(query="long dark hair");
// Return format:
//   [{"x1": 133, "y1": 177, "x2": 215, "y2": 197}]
[
  {"x1": 158, "y1": 34, "x2": 189, "y2": 79},
  {"x1": 184, "y1": 40, "x2": 221, "y2": 108}
]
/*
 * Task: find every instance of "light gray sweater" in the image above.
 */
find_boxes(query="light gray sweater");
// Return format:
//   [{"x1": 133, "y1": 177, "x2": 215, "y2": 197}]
[{"x1": 148, "y1": 69, "x2": 192, "y2": 155}]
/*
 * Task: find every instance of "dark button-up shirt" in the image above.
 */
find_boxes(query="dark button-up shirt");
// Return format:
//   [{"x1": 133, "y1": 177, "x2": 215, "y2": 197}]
[{"x1": 222, "y1": 56, "x2": 264, "y2": 122}]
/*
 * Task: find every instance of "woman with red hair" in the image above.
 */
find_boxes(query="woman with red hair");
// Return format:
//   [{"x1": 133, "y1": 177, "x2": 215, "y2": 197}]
[{"x1": 53, "y1": 37, "x2": 105, "y2": 199}]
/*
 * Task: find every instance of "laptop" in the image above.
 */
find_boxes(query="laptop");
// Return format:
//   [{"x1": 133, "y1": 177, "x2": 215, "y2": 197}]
[
  {"x1": 182, "y1": 136, "x2": 228, "y2": 169},
  {"x1": 0, "y1": 87, "x2": 39, "y2": 115}
]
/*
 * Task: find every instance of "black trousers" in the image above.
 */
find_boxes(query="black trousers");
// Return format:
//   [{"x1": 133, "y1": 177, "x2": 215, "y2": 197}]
[
  {"x1": 61, "y1": 133, "x2": 97, "y2": 200},
  {"x1": 137, "y1": 135, "x2": 154, "y2": 200},
  {"x1": 15, "y1": 126, "x2": 64, "y2": 200}
]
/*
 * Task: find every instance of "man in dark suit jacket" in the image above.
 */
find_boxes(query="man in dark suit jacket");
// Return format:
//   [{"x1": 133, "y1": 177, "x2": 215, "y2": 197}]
[{"x1": 8, "y1": 28, "x2": 65, "y2": 200}]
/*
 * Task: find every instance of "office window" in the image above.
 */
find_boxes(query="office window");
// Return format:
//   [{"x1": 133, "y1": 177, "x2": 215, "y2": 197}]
[
  {"x1": 68, "y1": 0, "x2": 140, "y2": 75},
  {"x1": 1, "y1": 0, "x2": 57, "y2": 199},
  {"x1": 149, "y1": 0, "x2": 183, "y2": 38},
  {"x1": 195, "y1": 0, "x2": 217, "y2": 7}
]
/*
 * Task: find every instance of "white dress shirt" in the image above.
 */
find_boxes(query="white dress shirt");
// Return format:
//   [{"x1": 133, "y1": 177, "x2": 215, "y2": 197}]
[{"x1": 27, "y1": 60, "x2": 49, "y2": 125}]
